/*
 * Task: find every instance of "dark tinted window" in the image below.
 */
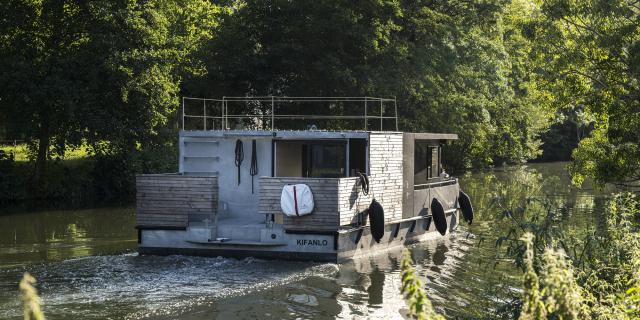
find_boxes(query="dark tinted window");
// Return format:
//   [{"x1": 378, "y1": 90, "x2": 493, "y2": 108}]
[
  {"x1": 414, "y1": 140, "x2": 438, "y2": 185},
  {"x1": 302, "y1": 142, "x2": 346, "y2": 178},
  {"x1": 348, "y1": 138, "x2": 367, "y2": 176}
]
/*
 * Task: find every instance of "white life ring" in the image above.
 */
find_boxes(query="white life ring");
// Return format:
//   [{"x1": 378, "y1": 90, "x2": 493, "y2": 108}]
[{"x1": 280, "y1": 184, "x2": 314, "y2": 217}]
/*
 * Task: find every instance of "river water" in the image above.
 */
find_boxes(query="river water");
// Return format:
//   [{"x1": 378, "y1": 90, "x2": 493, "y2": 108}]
[{"x1": 0, "y1": 162, "x2": 606, "y2": 319}]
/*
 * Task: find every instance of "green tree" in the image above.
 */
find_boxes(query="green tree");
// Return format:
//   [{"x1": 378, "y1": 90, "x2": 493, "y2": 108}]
[
  {"x1": 527, "y1": 0, "x2": 640, "y2": 188},
  {"x1": 0, "y1": 0, "x2": 221, "y2": 192},
  {"x1": 185, "y1": 0, "x2": 552, "y2": 169},
  {"x1": 0, "y1": 0, "x2": 89, "y2": 188}
]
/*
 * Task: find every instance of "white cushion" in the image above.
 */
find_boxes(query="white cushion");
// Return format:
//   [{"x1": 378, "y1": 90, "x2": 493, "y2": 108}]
[{"x1": 280, "y1": 184, "x2": 314, "y2": 217}]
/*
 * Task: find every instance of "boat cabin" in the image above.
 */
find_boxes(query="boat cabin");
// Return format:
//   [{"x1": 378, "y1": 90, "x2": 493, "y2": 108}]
[{"x1": 136, "y1": 97, "x2": 467, "y2": 262}]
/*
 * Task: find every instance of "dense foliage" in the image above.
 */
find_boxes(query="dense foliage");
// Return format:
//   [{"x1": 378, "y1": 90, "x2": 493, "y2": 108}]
[
  {"x1": 0, "y1": 0, "x2": 559, "y2": 202},
  {"x1": 0, "y1": 0, "x2": 221, "y2": 195},
  {"x1": 525, "y1": 0, "x2": 640, "y2": 188},
  {"x1": 0, "y1": 1, "x2": 636, "y2": 198},
  {"x1": 185, "y1": 0, "x2": 552, "y2": 168},
  {"x1": 516, "y1": 193, "x2": 640, "y2": 319}
]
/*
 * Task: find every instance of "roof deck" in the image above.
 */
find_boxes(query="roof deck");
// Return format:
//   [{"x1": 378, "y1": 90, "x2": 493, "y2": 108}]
[
  {"x1": 182, "y1": 96, "x2": 398, "y2": 132},
  {"x1": 180, "y1": 130, "x2": 458, "y2": 141}
]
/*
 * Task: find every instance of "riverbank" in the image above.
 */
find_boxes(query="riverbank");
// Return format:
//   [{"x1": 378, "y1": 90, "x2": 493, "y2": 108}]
[
  {"x1": 1, "y1": 142, "x2": 569, "y2": 209},
  {"x1": 0, "y1": 144, "x2": 177, "y2": 207}
]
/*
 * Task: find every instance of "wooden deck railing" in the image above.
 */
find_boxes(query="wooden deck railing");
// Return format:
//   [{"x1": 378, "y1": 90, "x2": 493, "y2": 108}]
[
  {"x1": 259, "y1": 177, "x2": 372, "y2": 231},
  {"x1": 136, "y1": 174, "x2": 218, "y2": 228}
]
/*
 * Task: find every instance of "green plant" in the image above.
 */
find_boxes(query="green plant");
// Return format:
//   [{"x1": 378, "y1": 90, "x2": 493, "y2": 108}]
[
  {"x1": 519, "y1": 233, "x2": 546, "y2": 320},
  {"x1": 19, "y1": 273, "x2": 45, "y2": 320},
  {"x1": 400, "y1": 249, "x2": 445, "y2": 320},
  {"x1": 518, "y1": 232, "x2": 590, "y2": 319},
  {"x1": 512, "y1": 192, "x2": 640, "y2": 320}
]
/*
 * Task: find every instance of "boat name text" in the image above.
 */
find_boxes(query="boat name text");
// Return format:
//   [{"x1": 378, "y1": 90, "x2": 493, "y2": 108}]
[{"x1": 296, "y1": 239, "x2": 328, "y2": 246}]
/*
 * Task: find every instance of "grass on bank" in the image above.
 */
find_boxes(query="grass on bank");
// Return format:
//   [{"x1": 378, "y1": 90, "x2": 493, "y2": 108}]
[
  {"x1": 0, "y1": 143, "x2": 91, "y2": 162},
  {"x1": 0, "y1": 142, "x2": 178, "y2": 204}
]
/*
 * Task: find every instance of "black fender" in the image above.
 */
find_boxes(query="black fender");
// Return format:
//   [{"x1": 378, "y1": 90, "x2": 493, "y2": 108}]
[
  {"x1": 369, "y1": 199, "x2": 385, "y2": 243},
  {"x1": 430, "y1": 198, "x2": 447, "y2": 236},
  {"x1": 459, "y1": 190, "x2": 474, "y2": 224}
]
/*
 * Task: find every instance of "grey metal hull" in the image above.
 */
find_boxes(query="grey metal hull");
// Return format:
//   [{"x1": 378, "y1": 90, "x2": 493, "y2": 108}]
[{"x1": 138, "y1": 210, "x2": 459, "y2": 263}]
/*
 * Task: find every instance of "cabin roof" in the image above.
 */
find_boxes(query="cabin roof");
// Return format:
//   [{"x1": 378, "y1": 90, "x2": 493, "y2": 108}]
[
  {"x1": 406, "y1": 132, "x2": 458, "y2": 140},
  {"x1": 180, "y1": 130, "x2": 458, "y2": 140}
]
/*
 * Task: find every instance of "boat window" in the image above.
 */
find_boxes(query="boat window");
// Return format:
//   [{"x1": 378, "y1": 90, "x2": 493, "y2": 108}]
[
  {"x1": 275, "y1": 140, "x2": 347, "y2": 178},
  {"x1": 348, "y1": 139, "x2": 367, "y2": 176},
  {"x1": 414, "y1": 140, "x2": 439, "y2": 185},
  {"x1": 275, "y1": 141, "x2": 304, "y2": 177},
  {"x1": 303, "y1": 142, "x2": 346, "y2": 178}
]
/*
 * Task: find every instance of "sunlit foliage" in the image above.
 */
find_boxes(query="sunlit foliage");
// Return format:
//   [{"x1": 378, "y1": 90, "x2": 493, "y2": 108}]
[
  {"x1": 19, "y1": 273, "x2": 44, "y2": 320},
  {"x1": 513, "y1": 193, "x2": 640, "y2": 319},
  {"x1": 0, "y1": 0, "x2": 223, "y2": 189},
  {"x1": 400, "y1": 249, "x2": 444, "y2": 320},
  {"x1": 526, "y1": 0, "x2": 640, "y2": 188}
]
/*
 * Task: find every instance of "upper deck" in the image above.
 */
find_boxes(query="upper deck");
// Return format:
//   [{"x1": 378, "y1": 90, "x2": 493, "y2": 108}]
[{"x1": 182, "y1": 96, "x2": 399, "y2": 132}]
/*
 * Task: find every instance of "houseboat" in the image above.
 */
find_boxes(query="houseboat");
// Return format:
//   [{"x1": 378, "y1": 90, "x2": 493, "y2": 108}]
[{"x1": 136, "y1": 97, "x2": 473, "y2": 262}]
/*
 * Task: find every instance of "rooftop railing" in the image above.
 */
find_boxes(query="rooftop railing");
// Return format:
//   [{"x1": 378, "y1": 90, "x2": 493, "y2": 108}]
[{"x1": 181, "y1": 96, "x2": 398, "y2": 131}]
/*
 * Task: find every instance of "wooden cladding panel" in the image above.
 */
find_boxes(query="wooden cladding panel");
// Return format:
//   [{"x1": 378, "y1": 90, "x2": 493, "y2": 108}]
[
  {"x1": 259, "y1": 133, "x2": 404, "y2": 230},
  {"x1": 259, "y1": 178, "x2": 341, "y2": 231},
  {"x1": 136, "y1": 174, "x2": 218, "y2": 227}
]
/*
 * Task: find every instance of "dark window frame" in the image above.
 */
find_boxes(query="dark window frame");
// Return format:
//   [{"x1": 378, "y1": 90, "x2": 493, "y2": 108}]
[
  {"x1": 274, "y1": 139, "x2": 349, "y2": 178},
  {"x1": 414, "y1": 140, "x2": 441, "y2": 187}
]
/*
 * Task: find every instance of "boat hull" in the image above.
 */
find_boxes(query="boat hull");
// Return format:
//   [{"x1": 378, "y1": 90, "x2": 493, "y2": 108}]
[{"x1": 138, "y1": 210, "x2": 459, "y2": 263}]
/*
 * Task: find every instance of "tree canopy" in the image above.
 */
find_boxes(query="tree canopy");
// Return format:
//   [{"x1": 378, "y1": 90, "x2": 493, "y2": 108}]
[
  {"x1": 0, "y1": 0, "x2": 638, "y2": 191},
  {"x1": 0, "y1": 0, "x2": 221, "y2": 186},
  {"x1": 514, "y1": 0, "x2": 639, "y2": 188},
  {"x1": 184, "y1": 0, "x2": 553, "y2": 168}
]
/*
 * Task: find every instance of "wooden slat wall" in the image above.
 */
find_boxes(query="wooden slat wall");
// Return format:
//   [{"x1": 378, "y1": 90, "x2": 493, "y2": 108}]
[
  {"x1": 259, "y1": 133, "x2": 404, "y2": 230},
  {"x1": 136, "y1": 174, "x2": 218, "y2": 227},
  {"x1": 259, "y1": 178, "x2": 341, "y2": 231}
]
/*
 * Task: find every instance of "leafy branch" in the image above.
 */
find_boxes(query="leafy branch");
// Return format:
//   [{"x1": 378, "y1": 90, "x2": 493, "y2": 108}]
[{"x1": 400, "y1": 249, "x2": 445, "y2": 320}]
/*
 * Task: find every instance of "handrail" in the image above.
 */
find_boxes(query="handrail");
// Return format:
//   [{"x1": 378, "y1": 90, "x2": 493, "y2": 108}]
[
  {"x1": 181, "y1": 96, "x2": 398, "y2": 132},
  {"x1": 413, "y1": 178, "x2": 458, "y2": 190}
]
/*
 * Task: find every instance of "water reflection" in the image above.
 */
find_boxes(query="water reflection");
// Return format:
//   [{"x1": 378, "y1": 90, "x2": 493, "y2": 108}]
[
  {"x1": 0, "y1": 162, "x2": 608, "y2": 319},
  {"x1": 0, "y1": 207, "x2": 136, "y2": 268}
]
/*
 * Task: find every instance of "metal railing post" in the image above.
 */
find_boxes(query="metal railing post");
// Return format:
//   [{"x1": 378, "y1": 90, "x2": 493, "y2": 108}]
[
  {"x1": 261, "y1": 101, "x2": 265, "y2": 130},
  {"x1": 380, "y1": 99, "x2": 383, "y2": 131},
  {"x1": 394, "y1": 97, "x2": 398, "y2": 131},
  {"x1": 222, "y1": 96, "x2": 225, "y2": 130},
  {"x1": 182, "y1": 97, "x2": 185, "y2": 130},
  {"x1": 364, "y1": 97, "x2": 368, "y2": 131},
  {"x1": 203, "y1": 99, "x2": 207, "y2": 130},
  {"x1": 271, "y1": 96, "x2": 275, "y2": 131}
]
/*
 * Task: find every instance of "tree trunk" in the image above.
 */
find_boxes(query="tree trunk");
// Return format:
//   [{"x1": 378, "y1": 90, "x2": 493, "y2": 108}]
[{"x1": 34, "y1": 120, "x2": 50, "y2": 195}]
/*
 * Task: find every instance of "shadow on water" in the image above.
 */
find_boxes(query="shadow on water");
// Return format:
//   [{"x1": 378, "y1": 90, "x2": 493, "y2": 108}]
[{"x1": 0, "y1": 162, "x2": 609, "y2": 319}]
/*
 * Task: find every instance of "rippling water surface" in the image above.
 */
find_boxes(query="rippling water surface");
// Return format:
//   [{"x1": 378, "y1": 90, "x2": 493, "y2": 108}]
[{"x1": 0, "y1": 162, "x2": 607, "y2": 319}]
